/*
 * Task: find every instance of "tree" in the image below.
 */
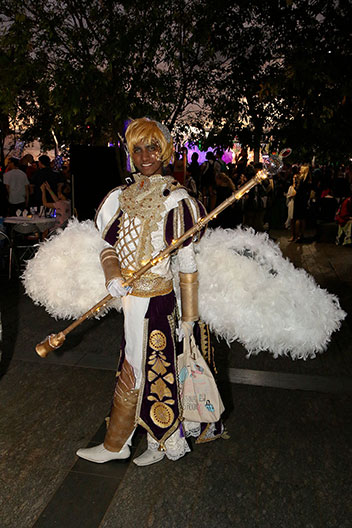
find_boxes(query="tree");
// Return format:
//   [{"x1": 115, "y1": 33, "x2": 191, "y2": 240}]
[
  {"x1": 0, "y1": 10, "x2": 42, "y2": 164},
  {"x1": 206, "y1": 0, "x2": 352, "y2": 163},
  {"x1": 273, "y1": 0, "x2": 352, "y2": 162},
  {"x1": 0, "y1": 0, "x2": 219, "y2": 164},
  {"x1": 2, "y1": 0, "x2": 351, "y2": 167}
]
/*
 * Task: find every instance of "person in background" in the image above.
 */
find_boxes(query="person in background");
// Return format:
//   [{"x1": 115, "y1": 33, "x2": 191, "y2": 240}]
[
  {"x1": 3, "y1": 157, "x2": 29, "y2": 216},
  {"x1": 285, "y1": 174, "x2": 297, "y2": 230},
  {"x1": 31, "y1": 155, "x2": 64, "y2": 208},
  {"x1": 40, "y1": 181, "x2": 71, "y2": 237},
  {"x1": 173, "y1": 148, "x2": 187, "y2": 185},
  {"x1": 242, "y1": 165, "x2": 268, "y2": 233},
  {"x1": 187, "y1": 152, "x2": 201, "y2": 196},
  {"x1": 290, "y1": 166, "x2": 310, "y2": 242},
  {"x1": 211, "y1": 172, "x2": 236, "y2": 228},
  {"x1": 200, "y1": 151, "x2": 217, "y2": 210},
  {"x1": 335, "y1": 192, "x2": 352, "y2": 246},
  {"x1": 19, "y1": 154, "x2": 34, "y2": 175},
  {"x1": 184, "y1": 169, "x2": 198, "y2": 197},
  {"x1": 214, "y1": 150, "x2": 227, "y2": 175}
]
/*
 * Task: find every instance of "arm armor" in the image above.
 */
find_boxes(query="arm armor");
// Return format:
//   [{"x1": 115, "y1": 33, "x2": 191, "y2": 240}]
[
  {"x1": 100, "y1": 247, "x2": 122, "y2": 287},
  {"x1": 179, "y1": 271, "x2": 199, "y2": 322}
]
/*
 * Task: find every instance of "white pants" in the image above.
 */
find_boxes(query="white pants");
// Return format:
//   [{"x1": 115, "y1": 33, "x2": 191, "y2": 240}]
[{"x1": 122, "y1": 295, "x2": 149, "y2": 388}]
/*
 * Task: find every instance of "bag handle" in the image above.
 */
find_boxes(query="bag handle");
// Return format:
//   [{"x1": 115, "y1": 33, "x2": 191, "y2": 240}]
[{"x1": 183, "y1": 332, "x2": 198, "y2": 361}]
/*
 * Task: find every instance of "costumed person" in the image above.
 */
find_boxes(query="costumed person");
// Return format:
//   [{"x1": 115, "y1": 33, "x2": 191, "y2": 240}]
[
  {"x1": 76, "y1": 117, "x2": 224, "y2": 467},
  {"x1": 23, "y1": 144, "x2": 346, "y2": 469}
]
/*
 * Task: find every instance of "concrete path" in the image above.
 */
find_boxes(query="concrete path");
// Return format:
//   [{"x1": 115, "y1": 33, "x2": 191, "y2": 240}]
[{"x1": 0, "y1": 230, "x2": 351, "y2": 528}]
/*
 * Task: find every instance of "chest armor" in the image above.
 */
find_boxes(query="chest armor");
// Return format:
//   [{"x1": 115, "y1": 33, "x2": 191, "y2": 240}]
[{"x1": 115, "y1": 175, "x2": 177, "y2": 297}]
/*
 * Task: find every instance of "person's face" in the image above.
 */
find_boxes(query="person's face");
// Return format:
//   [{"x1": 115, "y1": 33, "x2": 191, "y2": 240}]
[{"x1": 132, "y1": 141, "x2": 163, "y2": 177}]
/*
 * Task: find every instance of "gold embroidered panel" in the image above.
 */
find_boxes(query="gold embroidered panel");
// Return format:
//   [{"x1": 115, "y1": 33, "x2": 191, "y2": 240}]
[{"x1": 116, "y1": 174, "x2": 180, "y2": 271}]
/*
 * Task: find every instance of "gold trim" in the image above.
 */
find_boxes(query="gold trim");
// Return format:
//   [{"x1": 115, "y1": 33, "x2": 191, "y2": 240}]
[
  {"x1": 118, "y1": 175, "x2": 170, "y2": 271},
  {"x1": 164, "y1": 372, "x2": 175, "y2": 384},
  {"x1": 149, "y1": 330, "x2": 167, "y2": 351},
  {"x1": 178, "y1": 201, "x2": 185, "y2": 240},
  {"x1": 199, "y1": 321, "x2": 217, "y2": 374},
  {"x1": 150, "y1": 401, "x2": 175, "y2": 428},
  {"x1": 121, "y1": 269, "x2": 173, "y2": 298},
  {"x1": 173, "y1": 206, "x2": 178, "y2": 241},
  {"x1": 195, "y1": 424, "x2": 224, "y2": 444},
  {"x1": 151, "y1": 377, "x2": 172, "y2": 400},
  {"x1": 137, "y1": 414, "x2": 181, "y2": 447},
  {"x1": 167, "y1": 311, "x2": 181, "y2": 410}
]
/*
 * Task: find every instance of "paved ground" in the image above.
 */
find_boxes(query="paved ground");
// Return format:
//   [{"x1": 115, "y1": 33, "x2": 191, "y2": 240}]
[{"x1": 0, "y1": 229, "x2": 351, "y2": 528}]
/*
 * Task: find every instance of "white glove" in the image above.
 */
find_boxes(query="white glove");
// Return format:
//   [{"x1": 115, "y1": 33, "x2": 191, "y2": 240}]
[
  {"x1": 107, "y1": 278, "x2": 131, "y2": 297},
  {"x1": 177, "y1": 320, "x2": 195, "y2": 341}
]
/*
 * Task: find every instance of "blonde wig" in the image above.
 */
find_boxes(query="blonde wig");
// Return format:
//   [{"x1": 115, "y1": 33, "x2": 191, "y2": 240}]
[
  {"x1": 125, "y1": 117, "x2": 173, "y2": 167},
  {"x1": 299, "y1": 165, "x2": 310, "y2": 181}
]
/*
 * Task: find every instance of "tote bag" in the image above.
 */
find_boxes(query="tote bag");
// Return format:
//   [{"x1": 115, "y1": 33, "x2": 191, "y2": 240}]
[{"x1": 178, "y1": 334, "x2": 224, "y2": 423}]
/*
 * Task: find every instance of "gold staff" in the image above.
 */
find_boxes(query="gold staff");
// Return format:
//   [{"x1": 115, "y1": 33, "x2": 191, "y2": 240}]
[{"x1": 36, "y1": 168, "x2": 269, "y2": 358}]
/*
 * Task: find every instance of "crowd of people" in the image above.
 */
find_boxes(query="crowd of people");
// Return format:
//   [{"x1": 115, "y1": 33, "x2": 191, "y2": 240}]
[
  {"x1": 0, "y1": 154, "x2": 72, "y2": 235},
  {"x1": 175, "y1": 150, "x2": 352, "y2": 246},
  {"x1": 1, "y1": 146, "x2": 351, "y2": 246}
]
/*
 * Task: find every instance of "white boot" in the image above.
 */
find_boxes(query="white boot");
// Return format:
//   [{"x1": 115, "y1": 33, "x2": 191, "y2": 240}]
[
  {"x1": 76, "y1": 443, "x2": 130, "y2": 463},
  {"x1": 133, "y1": 449, "x2": 165, "y2": 467}
]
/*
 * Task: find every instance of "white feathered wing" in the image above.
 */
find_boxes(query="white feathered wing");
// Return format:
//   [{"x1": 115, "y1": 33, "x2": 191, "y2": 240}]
[
  {"x1": 196, "y1": 227, "x2": 346, "y2": 360},
  {"x1": 22, "y1": 218, "x2": 121, "y2": 319},
  {"x1": 23, "y1": 220, "x2": 345, "y2": 360}
]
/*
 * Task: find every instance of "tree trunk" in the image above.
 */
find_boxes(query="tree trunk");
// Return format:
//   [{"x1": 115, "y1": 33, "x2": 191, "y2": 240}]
[{"x1": 253, "y1": 121, "x2": 263, "y2": 164}]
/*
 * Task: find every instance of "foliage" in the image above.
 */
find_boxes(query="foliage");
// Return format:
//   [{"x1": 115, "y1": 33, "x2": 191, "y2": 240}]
[
  {"x1": 0, "y1": 0, "x2": 218, "y2": 154},
  {"x1": 205, "y1": 0, "x2": 352, "y2": 162},
  {"x1": 0, "y1": 0, "x2": 351, "y2": 164}
]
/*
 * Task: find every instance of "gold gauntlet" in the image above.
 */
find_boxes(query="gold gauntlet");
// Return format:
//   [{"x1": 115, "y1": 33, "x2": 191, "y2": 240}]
[
  {"x1": 179, "y1": 271, "x2": 199, "y2": 322},
  {"x1": 100, "y1": 247, "x2": 122, "y2": 287}
]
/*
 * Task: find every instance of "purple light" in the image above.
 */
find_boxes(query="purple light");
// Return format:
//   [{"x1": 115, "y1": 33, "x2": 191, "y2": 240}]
[{"x1": 183, "y1": 142, "x2": 234, "y2": 165}]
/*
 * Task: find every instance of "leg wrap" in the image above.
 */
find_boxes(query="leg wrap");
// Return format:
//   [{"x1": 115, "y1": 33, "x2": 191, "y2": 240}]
[{"x1": 104, "y1": 360, "x2": 139, "y2": 452}]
